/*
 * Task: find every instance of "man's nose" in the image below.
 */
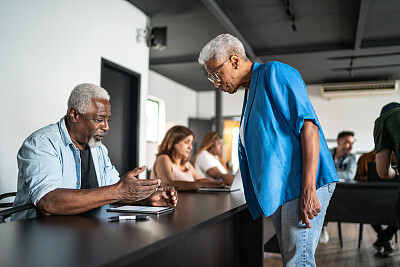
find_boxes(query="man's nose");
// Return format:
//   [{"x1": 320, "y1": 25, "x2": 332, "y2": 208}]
[{"x1": 102, "y1": 120, "x2": 110, "y2": 131}]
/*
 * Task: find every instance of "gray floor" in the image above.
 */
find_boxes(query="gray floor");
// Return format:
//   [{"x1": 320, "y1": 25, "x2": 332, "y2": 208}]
[{"x1": 264, "y1": 222, "x2": 400, "y2": 267}]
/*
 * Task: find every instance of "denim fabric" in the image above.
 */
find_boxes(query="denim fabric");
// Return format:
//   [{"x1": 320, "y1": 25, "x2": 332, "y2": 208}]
[{"x1": 271, "y1": 182, "x2": 336, "y2": 267}]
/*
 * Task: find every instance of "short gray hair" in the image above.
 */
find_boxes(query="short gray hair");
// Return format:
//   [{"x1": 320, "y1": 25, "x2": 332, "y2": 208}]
[
  {"x1": 198, "y1": 34, "x2": 248, "y2": 65},
  {"x1": 67, "y1": 83, "x2": 110, "y2": 114}
]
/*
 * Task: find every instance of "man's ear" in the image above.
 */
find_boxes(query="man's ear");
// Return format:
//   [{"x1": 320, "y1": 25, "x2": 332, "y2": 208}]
[{"x1": 69, "y1": 108, "x2": 79, "y2": 123}]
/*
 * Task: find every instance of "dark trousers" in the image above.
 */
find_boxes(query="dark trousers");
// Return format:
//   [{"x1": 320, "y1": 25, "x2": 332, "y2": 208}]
[
  {"x1": 371, "y1": 225, "x2": 398, "y2": 242},
  {"x1": 395, "y1": 193, "x2": 400, "y2": 229}
]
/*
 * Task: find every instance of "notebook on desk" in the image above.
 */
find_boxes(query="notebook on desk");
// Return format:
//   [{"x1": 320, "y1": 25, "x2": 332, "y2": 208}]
[{"x1": 197, "y1": 169, "x2": 243, "y2": 192}]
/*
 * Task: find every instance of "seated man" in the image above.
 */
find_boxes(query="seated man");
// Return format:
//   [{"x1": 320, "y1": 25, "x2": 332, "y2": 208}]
[
  {"x1": 320, "y1": 130, "x2": 357, "y2": 243},
  {"x1": 330, "y1": 131, "x2": 357, "y2": 181},
  {"x1": 12, "y1": 83, "x2": 177, "y2": 220}
]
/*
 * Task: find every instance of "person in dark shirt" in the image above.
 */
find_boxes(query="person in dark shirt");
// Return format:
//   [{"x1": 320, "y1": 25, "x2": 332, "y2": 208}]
[{"x1": 373, "y1": 102, "x2": 400, "y2": 256}]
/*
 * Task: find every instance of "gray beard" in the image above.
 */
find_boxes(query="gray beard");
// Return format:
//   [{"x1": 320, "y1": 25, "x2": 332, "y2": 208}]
[{"x1": 88, "y1": 136, "x2": 101, "y2": 148}]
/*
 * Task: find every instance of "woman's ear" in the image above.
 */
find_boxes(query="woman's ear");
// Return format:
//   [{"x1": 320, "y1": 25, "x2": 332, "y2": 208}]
[{"x1": 230, "y1": 54, "x2": 240, "y2": 69}]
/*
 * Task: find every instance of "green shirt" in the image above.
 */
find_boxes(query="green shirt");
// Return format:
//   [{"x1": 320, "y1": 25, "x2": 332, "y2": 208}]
[{"x1": 373, "y1": 107, "x2": 400, "y2": 179}]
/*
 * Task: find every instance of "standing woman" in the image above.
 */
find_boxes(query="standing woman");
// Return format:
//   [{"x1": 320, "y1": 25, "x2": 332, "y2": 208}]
[
  {"x1": 193, "y1": 132, "x2": 234, "y2": 184},
  {"x1": 151, "y1": 126, "x2": 223, "y2": 191},
  {"x1": 198, "y1": 34, "x2": 338, "y2": 266}
]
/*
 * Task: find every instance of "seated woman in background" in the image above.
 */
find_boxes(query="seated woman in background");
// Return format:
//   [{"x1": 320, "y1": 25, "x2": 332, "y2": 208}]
[
  {"x1": 151, "y1": 126, "x2": 224, "y2": 191},
  {"x1": 193, "y1": 132, "x2": 234, "y2": 184}
]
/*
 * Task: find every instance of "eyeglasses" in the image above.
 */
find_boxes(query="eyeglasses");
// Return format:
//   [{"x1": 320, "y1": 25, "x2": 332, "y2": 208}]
[{"x1": 207, "y1": 58, "x2": 229, "y2": 83}]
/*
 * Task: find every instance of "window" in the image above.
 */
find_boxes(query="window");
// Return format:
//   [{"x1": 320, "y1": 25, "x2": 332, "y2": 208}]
[{"x1": 145, "y1": 96, "x2": 165, "y2": 144}]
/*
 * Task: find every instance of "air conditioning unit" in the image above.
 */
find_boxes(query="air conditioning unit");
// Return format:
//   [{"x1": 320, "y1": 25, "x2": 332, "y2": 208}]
[{"x1": 320, "y1": 80, "x2": 398, "y2": 99}]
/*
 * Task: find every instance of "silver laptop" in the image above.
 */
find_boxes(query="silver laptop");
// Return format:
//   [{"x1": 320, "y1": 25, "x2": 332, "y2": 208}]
[{"x1": 198, "y1": 169, "x2": 243, "y2": 192}]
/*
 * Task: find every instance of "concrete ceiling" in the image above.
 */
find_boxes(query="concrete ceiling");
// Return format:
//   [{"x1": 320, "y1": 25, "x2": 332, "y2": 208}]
[{"x1": 129, "y1": 0, "x2": 400, "y2": 91}]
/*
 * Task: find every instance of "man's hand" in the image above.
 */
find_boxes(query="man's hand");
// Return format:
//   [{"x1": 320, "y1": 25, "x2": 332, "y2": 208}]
[
  {"x1": 146, "y1": 186, "x2": 178, "y2": 207},
  {"x1": 299, "y1": 189, "x2": 321, "y2": 228},
  {"x1": 117, "y1": 166, "x2": 161, "y2": 202}
]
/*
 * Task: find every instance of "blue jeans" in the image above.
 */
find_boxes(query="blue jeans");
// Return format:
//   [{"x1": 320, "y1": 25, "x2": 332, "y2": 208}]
[{"x1": 270, "y1": 182, "x2": 336, "y2": 267}]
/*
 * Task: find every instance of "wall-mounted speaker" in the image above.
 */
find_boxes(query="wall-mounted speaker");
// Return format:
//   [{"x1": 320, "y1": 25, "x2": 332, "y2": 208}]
[{"x1": 149, "y1": 27, "x2": 167, "y2": 51}]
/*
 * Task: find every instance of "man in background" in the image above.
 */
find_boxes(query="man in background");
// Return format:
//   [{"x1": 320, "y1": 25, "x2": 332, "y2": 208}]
[
  {"x1": 320, "y1": 131, "x2": 357, "y2": 243},
  {"x1": 330, "y1": 131, "x2": 357, "y2": 181}
]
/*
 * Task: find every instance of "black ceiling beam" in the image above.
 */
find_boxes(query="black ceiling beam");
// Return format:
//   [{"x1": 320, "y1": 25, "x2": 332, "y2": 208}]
[
  {"x1": 332, "y1": 63, "x2": 400, "y2": 71},
  {"x1": 255, "y1": 43, "x2": 353, "y2": 57},
  {"x1": 200, "y1": 0, "x2": 261, "y2": 62},
  {"x1": 362, "y1": 38, "x2": 400, "y2": 48},
  {"x1": 327, "y1": 52, "x2": 400, "y2": 60},
  {"x1": 150, "y1": 44, "x2": 400, "y2": 66},
  {"x1": 150, "y1": 55, "x2": 199, "y2": 65},
  {"x1": 354, "y1": 0, "x2": 370, "y2": 50}
]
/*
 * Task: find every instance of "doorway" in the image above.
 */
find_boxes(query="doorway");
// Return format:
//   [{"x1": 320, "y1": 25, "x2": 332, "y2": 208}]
[{"x1": 100, "y1": 58, "x2": 140, "y2": 175}]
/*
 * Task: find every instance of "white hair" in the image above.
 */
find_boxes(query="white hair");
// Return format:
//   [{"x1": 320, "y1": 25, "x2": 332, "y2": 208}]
[
  {"x1": 67, "y1": 83, "x2": 110, "y2": 114},
  {"x1": 198, "y1": 33, "x2": 248, "y2": 65}
]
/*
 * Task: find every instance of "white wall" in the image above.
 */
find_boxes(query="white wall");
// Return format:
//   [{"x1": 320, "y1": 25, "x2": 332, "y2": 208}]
[
  {"x1": 307, "y1": 84, "x2": 400, "y2": 153},
  {"x1": 148, "y1": 70, "x2": 198, "y2": 126},
  {"x1": 198, "y1": 84, "x2": 400, "y2": 154},
  {"x1": 147, "y1": 70, "x2": 198, "y2": 170},
  {"x1": 198, "y1": 89, "x2": 245, "y2": 118},
  {"x1": 0, "y1": 0, "x2": 150, "y2": 193}
]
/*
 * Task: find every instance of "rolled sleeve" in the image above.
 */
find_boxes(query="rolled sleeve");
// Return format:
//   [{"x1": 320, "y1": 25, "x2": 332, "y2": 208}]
[
  {"x1": 295, "y1": 115, "x2": 320, "y2": 136},
  {"x1": 18, "y1": 137, "x2": 64, "y2": 205},
  {"x1": 267, "y1": 62, "x2": 321, "y2": 136}
]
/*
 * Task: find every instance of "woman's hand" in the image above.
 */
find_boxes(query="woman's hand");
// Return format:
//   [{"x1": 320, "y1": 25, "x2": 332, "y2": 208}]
[
  {"x1": 299, "y1": 189, "x2": 321, "y2": 228},
  {"x1": 195, "y1": 178, "x2": 225, "y2": 189}
]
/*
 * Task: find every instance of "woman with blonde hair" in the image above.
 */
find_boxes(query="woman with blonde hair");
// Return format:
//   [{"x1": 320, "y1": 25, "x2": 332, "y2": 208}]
[
  {"x1": 151, "y1": 126, "x2": 224, "y2": 191},
  {"x1": 193, "y1": 132, "x2": 234, "y2": 184}
]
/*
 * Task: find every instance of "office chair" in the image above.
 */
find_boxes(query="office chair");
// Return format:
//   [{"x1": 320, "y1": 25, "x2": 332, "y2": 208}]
[
  {"x1": 0, "y1": 192, "x2": 36, "y2": 223},
  {"x1": 0, "y1": 192, "x2": 16, "y2": 208}
]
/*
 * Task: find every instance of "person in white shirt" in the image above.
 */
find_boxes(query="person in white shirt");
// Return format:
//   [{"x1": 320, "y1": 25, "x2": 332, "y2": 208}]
[{"x1": 193, "y1": 132, "x2": 234, "y2": 184}]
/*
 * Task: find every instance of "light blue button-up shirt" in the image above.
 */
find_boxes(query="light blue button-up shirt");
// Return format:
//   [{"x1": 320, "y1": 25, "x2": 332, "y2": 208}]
[{"x1": 11, "y1": 117, "x2": 120, "y2": 220}]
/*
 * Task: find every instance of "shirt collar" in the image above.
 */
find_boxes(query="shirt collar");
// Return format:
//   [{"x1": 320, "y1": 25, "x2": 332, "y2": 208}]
[{"x1": 58, "y1": 116, "x2": 74, "y2": 147}]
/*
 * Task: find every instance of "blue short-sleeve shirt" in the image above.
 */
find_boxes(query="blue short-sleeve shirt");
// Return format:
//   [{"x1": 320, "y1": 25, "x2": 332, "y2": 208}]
[{"x1": 239, "y1": 61, "x2": 338, "y2": 219}]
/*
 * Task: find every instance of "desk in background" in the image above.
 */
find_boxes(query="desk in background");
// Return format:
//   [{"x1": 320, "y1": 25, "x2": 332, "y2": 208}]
[
  {"x1": 0, "y1": 191, "x2": 263, "y2": 267},
  {"x1": 325, "y1": 181, "x2": 399, "y2": 248},
  {"x1": 325, "y1": 181, "x2": 398, "y2": 226}
]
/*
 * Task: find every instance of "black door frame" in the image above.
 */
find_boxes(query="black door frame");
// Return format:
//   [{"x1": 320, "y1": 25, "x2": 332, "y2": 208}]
[{"x1": 100, "y1": 58, "x2": 141, "y2": 170}]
